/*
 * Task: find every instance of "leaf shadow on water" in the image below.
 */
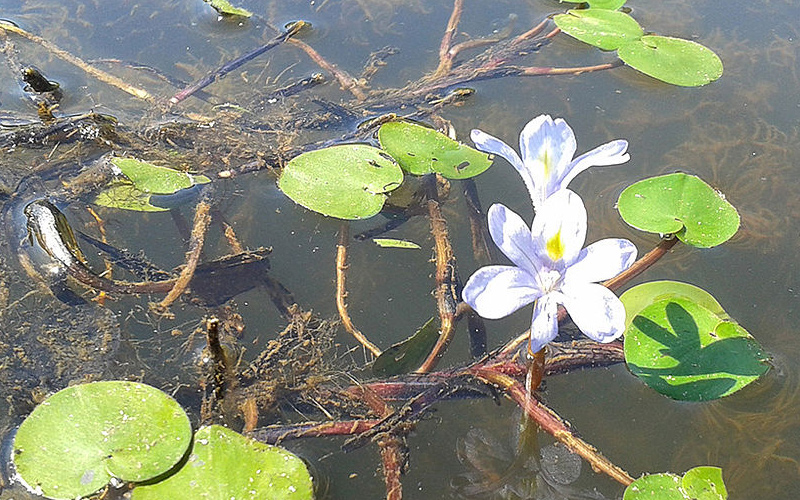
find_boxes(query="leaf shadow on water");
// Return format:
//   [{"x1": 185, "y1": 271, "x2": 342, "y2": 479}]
[{"x1": 628, "y1": 301, "x2": 769, "y2": 401}]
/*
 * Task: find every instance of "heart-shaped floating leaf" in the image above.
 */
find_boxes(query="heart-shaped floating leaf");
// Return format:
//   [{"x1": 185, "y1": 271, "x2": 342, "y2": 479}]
[
  {"x1": 373, "y1": 316, "x2": 439, "y2": 376},
  {"x1": 620, "y1": 280, "x2": 729, "y2": 328},
  {"x1": 554, "y1": 9, "x2": 643, "y2": 51},
  {"x1": 13, "y1": 381, "x2": 192, "y2": 500},
  {"x1": 95, "y1": 158, "x2": 210, "y2": 212},
  {"x1": 681, "y1": 466, "x2": 728, "y2": 499},
  {"x1": 623, "y1": 467, "x2": 727, "y2": 500},
  {"x1": 623, "y1": 473, "x2": 685, "y2": 500},
  {"x1": 558, "y1": 0, "x2": 627, "y2": 9},
  {"x1": 618, "y1": 35, "x2": 723, "y2": 86},
  {"x1": 624, "y1": 297, "x2": 769, "y2": 401},
  {"x1": 377, "y1": 121, "x2": 492, "y2": 179},
  {"x1": 132, "y1": 425, "x2": 313, "y2": 500},
  {"x1": 111, "y1": 157, "x2": 210, "y2": 195},
  {"x1": 279, "y1": 144, "x2": 404, "y2": 219},
  {"x1": 617, "y1": 173, "x2": 739, "y2": 248}
]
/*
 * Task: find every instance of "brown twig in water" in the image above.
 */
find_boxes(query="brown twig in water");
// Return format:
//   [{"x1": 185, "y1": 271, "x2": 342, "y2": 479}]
[
  {"x1": 336, "y1": 222, "x2": 382, "y2": 357},
  {"x1": 518, "y1": 59, "x2": 624, "y2": 76},
  {"x1": 169, "y1": 21, "x2": 306, "y2": 105},
  {"x1": 205, "y1": 317, "x2": 228, "y2": 401},
  {"x1": 155, "y1": 199, "x2": 211, "y2": 311},
  {"x1": 289, "y1": 38, "x2": 367, "y2": 100},
  {"x1": 433, "y1": 0, "x2": 464, "y2": 77},
  {"x1": 473, "y1": 367, "x2": 634, "y2": 486},
  {"x1": 250, "y1": 419, "x2": 382, "y2": 444},
  {"x1": 417, "y1": 174, "x2": 460, "y2": 373},
  {"x1": 0, "y1": 20, "x2": 153, "y2": 102}
]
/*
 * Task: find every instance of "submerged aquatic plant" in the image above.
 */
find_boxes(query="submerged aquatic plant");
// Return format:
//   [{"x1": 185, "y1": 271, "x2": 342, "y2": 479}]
[
  {"x1": 470, "y1": 114, "x2": 629, "y2": 210},
  {"x1": 462, "y1": 190, "x2": 637, "y2": 354}
]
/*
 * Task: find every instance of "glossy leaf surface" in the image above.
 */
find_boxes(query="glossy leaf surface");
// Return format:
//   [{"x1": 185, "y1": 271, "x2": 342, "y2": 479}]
[
  {"x1": 378, "y1": 121, "x2": 492, "y2": 179},
  {"x1": 624, "y1": 467, "x2": 727, "y2": 499},
  {"x1": 618, "y1": 35, "x2": 723, "y2": 86},
  {"x1": 617, "y1": 173, "x2": 739, "y2": 248},
  {"x1": 554, "y1": 9, "x2": 643, "y2": 51},
  {"x1": 132, "y1": 425, "x2": 313, "y2": 500},
  {"x1": 624, "y1": 297, "x2": 769, "y2": 401},
  {"x1": 13, "y1": 381, "x2": 192, "y2": 500},
  {"x1": 279, "y1": 144, "x2": 403, "y2": 219},
  {"x1": 620, "y1": 280, "x2": 729, "y2": 328}
]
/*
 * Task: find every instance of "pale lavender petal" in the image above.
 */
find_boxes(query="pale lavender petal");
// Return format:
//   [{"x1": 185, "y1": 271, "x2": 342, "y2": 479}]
[
  {"x1": 560, "y1": 283, "x2": 626, "y2": 343},
  {"x1": 471, "y1": 128, "x2": 525, "y2": 173},
  {"x1": 557, "y1": 139, "x2": 629, "y2": 191},
  {"x1": 462, "y1": 265, "x2": 542, "y2": 319},
  {"x1": 564, "y1": 238, "x2": 637, "y2": 285},
  {"x1": 530, "y1": 190, "x2": 587, "y2": 267},
  {"x1": 487, "y1": 203, "x2": 541, "y2": 275},
  {"x1": 529, "y1": 293, "x2": 560, "y2": 353},
  {"x1": 519, "y1": 115, "x2": 577, "y2": 207}
]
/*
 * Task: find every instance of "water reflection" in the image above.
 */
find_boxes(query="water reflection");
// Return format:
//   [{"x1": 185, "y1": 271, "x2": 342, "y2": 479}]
[{"x1": 453, "y1": 420, "x2": 605, "y2": 500}]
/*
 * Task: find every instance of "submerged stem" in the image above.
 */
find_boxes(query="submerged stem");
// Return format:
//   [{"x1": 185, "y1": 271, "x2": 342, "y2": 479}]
[{"x1": 336, "y1": 222, "x2": 382, "y2": 357}]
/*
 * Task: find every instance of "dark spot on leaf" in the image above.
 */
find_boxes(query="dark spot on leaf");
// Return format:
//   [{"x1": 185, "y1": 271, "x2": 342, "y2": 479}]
[
  {"x1": 455, "y1": 161, "x2": 470, "y2": 171},
  {"x1": 406, "y1": 152, "x2": 416, "y2": 157},
  {"x1": 431, "y1": 157, "x2": 439, "y2": 162},
  {"x1": 367, "y1": 159, "x2": 381, "y2": 168}
]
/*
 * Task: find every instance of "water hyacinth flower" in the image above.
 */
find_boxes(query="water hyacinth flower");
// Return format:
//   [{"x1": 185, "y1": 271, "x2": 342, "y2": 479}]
[
  {"x1": 471, "y1": 115, "x2": 630, "y2": 209},
  {"x1": 462, "y1": 190, "x2": 637, "y2": 354}
]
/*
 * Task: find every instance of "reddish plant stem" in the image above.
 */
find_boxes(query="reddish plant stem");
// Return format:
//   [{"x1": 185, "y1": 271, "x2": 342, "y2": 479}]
[
  {"x1": 289, "y1": 38, "x2": 367, "y2": 100},
  {"x1": 473, "y1": 367, "x2": 634, "y2": 487},
  {"x1": 417, "y1": 175, "x2": 460, "y2": 373},
  {"x1": 433, "y1": 0, "x2": 464, "y2": 77},
  {"x1": 347, "y1": 386, "x2": 405, "y2": 500},
  {"x1": 604, "y1": 236, "x2": 679, "y2": 291}
]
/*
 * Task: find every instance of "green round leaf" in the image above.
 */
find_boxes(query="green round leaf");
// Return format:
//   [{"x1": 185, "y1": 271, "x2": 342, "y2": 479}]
[
  {"x1": 617, "y1": 173, "x2": 739, "y2": 248},
  {"x1": 553, "y1": 9, "x2": 643, "y2": 51},
  {"x1": 620, "y1": 280, "x2": 729, "y2": 328},
  {"x1": 132, "y1": 425, "x2": 313, "y2": 500},
  {"x1": 623, "y1": 473, "x2": 685, "y2": 500},
  {"x1": 682, "y1": 466, "x2": 728, "y2": 500},
  {"x1": 377, "y1": 121, "x2": 493, "y2": 179},
  {"x1": 13, "y1": 381, "x2": 192, "y2": 500},
  {"x1": 624, "y1": 298, "x2": 770, "y2": 401},
  {"x1": 618, "y1": 35, "x2": 723, "y2": 86},
  {"x1": 279, "y1": 144, "x2": 403, "y2": 220},
  {"x1": 111, "y1": 157, "x2": 210, "y2": 195}
]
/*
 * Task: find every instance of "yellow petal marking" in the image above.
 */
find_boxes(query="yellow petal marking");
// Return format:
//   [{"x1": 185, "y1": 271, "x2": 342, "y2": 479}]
[{"x1": 546, "y1": 228, "x2": 564, "y2": 262}]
